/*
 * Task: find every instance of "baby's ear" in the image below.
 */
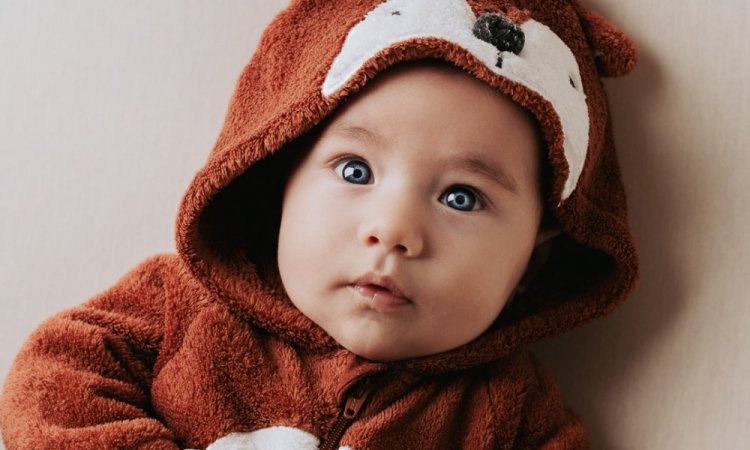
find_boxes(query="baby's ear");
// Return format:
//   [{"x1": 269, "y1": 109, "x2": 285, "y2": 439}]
[{"x1": 574, "y1": 4, "x2": 639, "y2": 77}]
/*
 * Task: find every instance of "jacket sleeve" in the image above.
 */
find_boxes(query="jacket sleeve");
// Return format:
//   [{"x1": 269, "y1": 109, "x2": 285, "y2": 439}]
[
  {"x1": 0, "y1": 255, "x2": 180, "y2": 450},
  {"x1": 512, "y1": 354, "x2": 591, "y2": 450}
]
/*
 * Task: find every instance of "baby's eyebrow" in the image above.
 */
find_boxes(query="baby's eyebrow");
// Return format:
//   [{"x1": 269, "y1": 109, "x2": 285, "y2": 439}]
[
  {"x1": 445, "y1": 153, "x2": 519, "y2": 196},
  {"x1": 328, "y1": 123, "x2": 387, "y2": 147}
]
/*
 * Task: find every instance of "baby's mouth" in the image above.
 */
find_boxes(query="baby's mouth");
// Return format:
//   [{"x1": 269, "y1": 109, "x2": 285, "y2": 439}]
[
  {"x1": 351, "y1": 273, "x2": 409, "y2": 298},
  {"x1": 349, "y1": 273, "x2": 412, "y2": 311}
]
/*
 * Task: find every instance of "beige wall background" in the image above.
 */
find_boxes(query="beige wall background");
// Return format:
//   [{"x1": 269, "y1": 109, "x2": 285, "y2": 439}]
[{"x1": 1, "y1": 1, "x2": 748, "y2": 448}]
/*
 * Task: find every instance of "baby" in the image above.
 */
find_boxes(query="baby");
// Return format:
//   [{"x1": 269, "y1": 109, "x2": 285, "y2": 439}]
[
  {"x1": 0, "y1": 1, "x2": 640, "y2": 449},
  {"x1": 277, "y1": 60, "x2": 557, "y2": 363}
]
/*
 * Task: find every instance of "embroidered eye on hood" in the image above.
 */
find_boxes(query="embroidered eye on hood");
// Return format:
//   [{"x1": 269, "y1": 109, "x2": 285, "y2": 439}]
[{"x1": 175, "y1": 0, "x2": 639, "y2": 374}]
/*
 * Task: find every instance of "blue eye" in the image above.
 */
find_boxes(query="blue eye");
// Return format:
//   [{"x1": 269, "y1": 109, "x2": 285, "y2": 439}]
[
  {"x1": 442, "y1": 186, "x2": 481, "y2": 211},
  {"x1": 335, "y1": 159, "x2": 372, "y2": 184}
]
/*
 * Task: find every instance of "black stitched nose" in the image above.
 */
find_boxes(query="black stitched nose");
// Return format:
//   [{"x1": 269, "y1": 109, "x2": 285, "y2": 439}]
[{"x1": 472, "y1": 13, "x2": 525, "y2": 55}]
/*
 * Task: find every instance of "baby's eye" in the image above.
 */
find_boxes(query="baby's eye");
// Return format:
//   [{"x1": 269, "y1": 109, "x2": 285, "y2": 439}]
[
  {"x1": 440, "y1": 186, "x2": 482, "y2": 212},
  {"x1": 334, "y1": 159, "x2": 372, "y2": 184}
]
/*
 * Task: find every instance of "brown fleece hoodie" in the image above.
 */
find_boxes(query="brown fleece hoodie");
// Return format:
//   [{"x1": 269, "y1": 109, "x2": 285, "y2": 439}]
[{"x1": 0, "y1": 0, "x2": 639, "y2": 448}]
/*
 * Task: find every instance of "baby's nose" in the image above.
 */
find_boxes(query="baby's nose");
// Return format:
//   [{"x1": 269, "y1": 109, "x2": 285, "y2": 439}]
[{"x1": 356, "y1": 194, "x2": 425, "y2": 257}]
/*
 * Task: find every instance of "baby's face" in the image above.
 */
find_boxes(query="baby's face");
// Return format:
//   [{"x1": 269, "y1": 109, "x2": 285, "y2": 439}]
[{"x1": 277, "y1": 62, "x2": 544, "y2": 361}]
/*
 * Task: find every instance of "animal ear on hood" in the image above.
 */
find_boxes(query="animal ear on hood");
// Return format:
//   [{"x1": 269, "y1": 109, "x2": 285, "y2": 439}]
[{"x1": 574, "y1": 4, "x2": 639, "y2": 77}]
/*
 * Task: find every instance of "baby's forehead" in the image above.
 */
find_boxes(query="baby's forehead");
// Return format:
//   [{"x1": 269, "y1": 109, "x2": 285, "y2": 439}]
[{"x1": 321, "y1": 61, "x2": 536, "y2": 135}]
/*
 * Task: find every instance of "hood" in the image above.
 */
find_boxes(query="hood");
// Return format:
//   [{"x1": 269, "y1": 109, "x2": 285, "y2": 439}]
[{"x1": 175, "y1": 0, "x2": 639, "y2": 374}]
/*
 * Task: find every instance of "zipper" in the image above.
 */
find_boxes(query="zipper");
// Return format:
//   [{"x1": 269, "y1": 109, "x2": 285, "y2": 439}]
[{"x1": 319, "y1": 376, "x2": 379, "y2": 450}]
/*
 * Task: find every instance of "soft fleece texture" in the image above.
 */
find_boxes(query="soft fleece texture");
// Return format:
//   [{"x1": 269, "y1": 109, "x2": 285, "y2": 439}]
[{"x1": 0, "y1": 0, "x2": 639, "y2": 448}]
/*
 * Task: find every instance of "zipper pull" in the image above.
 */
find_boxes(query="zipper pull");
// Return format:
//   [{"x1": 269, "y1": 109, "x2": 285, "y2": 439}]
[
  {"x1": 342, "y1": 379, "x2": 373, "y2": 419},
  {"x1": 320, "y1": 376, "x2": 379, "y2": 450}
]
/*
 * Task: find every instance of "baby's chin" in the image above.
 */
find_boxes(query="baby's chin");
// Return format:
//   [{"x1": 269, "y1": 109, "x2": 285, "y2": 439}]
[
  {"x1": 332, "y1": 331, "x2": 411, "y2": 362},
  {"x1": 344, "y1": 346, "x2": 417, "y2": 363},
  {"x1": 336, "y1": 333, "x2": 451, "y2": 363},
  {"x1": 330, "y1": 318, "x2": 490, "y2": 362}
]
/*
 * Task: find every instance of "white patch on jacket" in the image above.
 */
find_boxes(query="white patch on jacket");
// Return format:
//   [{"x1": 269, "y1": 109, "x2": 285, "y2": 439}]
[
  {"x1": 199, "y1": 426, "x2": 352, "y2": 450},
  {"x1": 322, "y1": 0, "x2": 589, "y2": 201}
]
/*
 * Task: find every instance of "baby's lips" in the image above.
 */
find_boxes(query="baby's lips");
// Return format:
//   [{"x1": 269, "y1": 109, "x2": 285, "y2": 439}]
[
  {"x1": 355, "y1": 284, "x2": 410, "y2": 302},
  {"x1": 351, "y1": 272, "x2": 410, "y2": 300},
  {"x1": 353, "y1": 283, "x2": 413, "y2": 311}
]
